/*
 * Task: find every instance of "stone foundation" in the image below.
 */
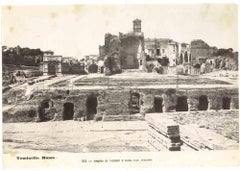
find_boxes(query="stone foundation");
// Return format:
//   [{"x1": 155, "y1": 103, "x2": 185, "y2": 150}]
[{"x1": 3, "y1": 87, "x2": 239, "y2": 122}]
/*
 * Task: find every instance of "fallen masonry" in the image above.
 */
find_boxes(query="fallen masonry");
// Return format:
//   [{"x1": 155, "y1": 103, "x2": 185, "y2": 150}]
[{"x1": 145, "y1": 113, "x2": 239, "y2": 151}]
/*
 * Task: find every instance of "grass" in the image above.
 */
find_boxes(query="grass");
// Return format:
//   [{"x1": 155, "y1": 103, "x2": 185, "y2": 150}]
[
  {"x1": 73, "y1": 74, "x2": 230, "y2": 86},
  {"x1": 3, "y1": 105, "x2": 38, "y2": 123}
]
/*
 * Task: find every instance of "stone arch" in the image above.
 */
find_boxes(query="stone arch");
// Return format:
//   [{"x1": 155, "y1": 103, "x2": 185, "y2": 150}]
[
  {"x1": 184, "y1": 51, "x2": 188, "y2": 62},
  {"x1": 179, "y1": 53, "x2": 183, "y2": 64},
  {"x1": 86, "y1": 95, "x2": 98, "y2": 120},
  {"x1": 222, "y1": 97, "x2": 231, "y2": 110},
  {"x1": 130, "y1": 92, "x2": 140, "y2": 114},
  {"x1": 189, "y1": 54, "x2": 192, "y2": 62},
  {"x1": 88, "y1": 63, "x2": 98, "y2": 73},
  {"x1": 63, "y1": 102, "x2": 74, "y2": 120},
  {"x1": 38, "y1": 99, "x2": 54, "y2": 121},
  {"x1": 198, "y1": 95, "x2": 208, "y2": 110},
  {"x1": 48, "y1": 62, "x2": 56, "y2": 75},
  {"x1": 176, "y1": 96, "x2": 188, "y2": 111}
]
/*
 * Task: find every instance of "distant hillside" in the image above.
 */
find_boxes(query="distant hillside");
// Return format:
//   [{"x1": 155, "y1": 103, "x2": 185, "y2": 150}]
[
  {"x1": 2, "y1": 45, "x2": 44, "y2": 66},
  {"x1": 212, "y1": 49, "x2": 238, "y2": 71}
]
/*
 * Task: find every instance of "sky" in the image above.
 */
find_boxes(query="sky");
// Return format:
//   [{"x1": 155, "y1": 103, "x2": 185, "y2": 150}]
[{"x1": 2, "y1": 4, "x2": 238, "y2": 59}]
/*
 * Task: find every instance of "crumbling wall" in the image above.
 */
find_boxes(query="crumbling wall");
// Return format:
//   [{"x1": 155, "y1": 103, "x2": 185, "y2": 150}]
[
  {"x1": 120, "y1": 35, "x2": 144, "y2": 69},
  {"x1": 186, "y1": 89, "x2": 238, "y2": 111},
  {"x1": 103, "y1": 34, "x2": 122, "y2": 75},
  {"x1": 3, "y1": 86, "x2": 238, "y2": 123},
  {"x1": 139, "y1": 89, "x2": 178, "y2": 113},
  {"x1": 97, "y1": 89, "x2": 130, "y2": 121},
  {"x1": 102, "y1": 32, "x2": 145, "y2": 74},
  {"x1": 138, "y1": 88, "x2": 238, "y2": 114},
  {"x1": 104, "y1": 52, "x2": 122, "y2": 75}
]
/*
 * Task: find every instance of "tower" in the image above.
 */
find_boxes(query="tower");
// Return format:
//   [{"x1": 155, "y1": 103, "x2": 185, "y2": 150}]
[{"x1": 133, "y1": 19, "x2": 141, "y2": 33}]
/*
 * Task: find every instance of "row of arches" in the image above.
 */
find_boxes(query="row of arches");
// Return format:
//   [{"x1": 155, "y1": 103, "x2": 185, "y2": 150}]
[
  {"x1": 179, "y1": 52, "x2": 191, "y2": 64},
  {"x1": 40, "y1": 96, "x2": 98, "y2": 121},
  {"x1": 62, "y1": 96, "x2": 98, "y2": 120},
  {"x1": 129, "y1": 93, "x2": 232, "y2": 114},
  {"x1": 153, "y1": 96, "x2": 189, "y2": 112}
]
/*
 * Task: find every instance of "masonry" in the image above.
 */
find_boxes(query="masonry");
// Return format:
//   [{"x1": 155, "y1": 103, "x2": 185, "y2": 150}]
[{"x1": 4, "y1": 85, "x2": 238, "y2": 122}]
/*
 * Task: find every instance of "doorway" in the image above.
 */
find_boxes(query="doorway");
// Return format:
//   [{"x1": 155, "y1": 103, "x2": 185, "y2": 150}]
[
  {"x1": 48, "y1": 63, "x2": 56, "y2": 75},
  {"x1": 86, "y1": 96, "x2": 98, "y2": 120},
  {"x1": 198, "y1": 95, "x2": 208, "y2": 110},
  {"x1": 63, "y1": 102, "x2": 74, "y2": 120},
  {"x1": 130, "y1": 93, "x2": 140, "y2": 114},
  {"x1": 154, "y1": 97, "x2": 163, "y2": 113},
  {"x1": 222, "y1": 97, "x2": 231, "y2": 110},
  {"x1": 176, "y1": 96, "x2": 188, "y2": 111}
]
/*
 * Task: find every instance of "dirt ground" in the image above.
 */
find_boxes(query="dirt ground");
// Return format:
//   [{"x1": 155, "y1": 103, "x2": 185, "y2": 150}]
[{"x1": 3, "y1": 121, "x2": 156, "y2": 154}]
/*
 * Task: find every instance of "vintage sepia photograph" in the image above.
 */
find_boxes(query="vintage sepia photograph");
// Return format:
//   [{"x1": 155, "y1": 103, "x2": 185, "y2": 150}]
[{"x1": 1, "y1": 1, "x2": 239, "y2": 168}]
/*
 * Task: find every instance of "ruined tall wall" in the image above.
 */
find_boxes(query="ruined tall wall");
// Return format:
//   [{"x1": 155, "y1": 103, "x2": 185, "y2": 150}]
[
  {"x1": 101, "y1": 34, "x2": 122, "y2": 75},
  {"x1": 100, "y1": 32, "x2": 145, "y2": 75},
  {"x1": 190, "y1": 39, "x2": 215, "y2": 64},
  {"x1": 120, "y1": 34, "x2": 144, "y2": 69}
]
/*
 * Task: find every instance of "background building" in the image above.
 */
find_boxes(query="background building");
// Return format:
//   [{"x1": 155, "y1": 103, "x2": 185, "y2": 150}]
[{"x1": 144, "y1": 38, "x2": 179, "y2": 66}]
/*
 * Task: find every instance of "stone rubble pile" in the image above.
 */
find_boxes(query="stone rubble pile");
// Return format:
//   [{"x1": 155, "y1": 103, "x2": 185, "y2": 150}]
[{"x1": 145, "y1": 114, "x2": 182, "y2": 151}]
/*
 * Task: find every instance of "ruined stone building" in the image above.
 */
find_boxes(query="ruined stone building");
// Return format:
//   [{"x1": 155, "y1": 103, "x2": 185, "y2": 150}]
[
  {"x1": 190, "y1": 39, "x2": 218, "y2": 65},
  {"x1": 99, "y1": 19, "x2": 146, "y2": 75},
  {"x1": 177, "y1": 43, "x2": 191, "y2": 65},
  {"x1": 144, "y1": 38, "x2": 179, "y2": 66}
]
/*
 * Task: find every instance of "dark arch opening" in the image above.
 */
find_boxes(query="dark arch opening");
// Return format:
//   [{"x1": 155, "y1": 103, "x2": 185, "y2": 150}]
[
  {"x1": 48, "y1": 63, "x2": 56, "y2": 75},
  {"x1": 100, "y1": 66, "x2": 104, "y2": 73},
  {"x1": 176, "y1": 96, "x2": 188, "y2": 111},
  {"x1": 63, "y1": 102, "x2": 74, "y2": 120},
  {"x1": 86, "y1": 96, "x2": 98, "y2": 120},
  {"x1": 130, "y1": 93, "x2": 140, "y2": 114},
  {"x1": 154, "y1": 97, "x2": 163, "y2": 113},
  {"x1": 184, "y1": 52, "x2": 188, "y2": 62},
  {"x1": 198, "y1": 95, "x2": 208, "y2": 110},
  {"x1": 180, "y1": 54, "x2": 183, "y2": 64},
  {"x1": 222, "y1": 97, "x2": 231, "y2": 110},
  {"x1": 39, "y1": 99, "x2": 54, "y2": 121}
]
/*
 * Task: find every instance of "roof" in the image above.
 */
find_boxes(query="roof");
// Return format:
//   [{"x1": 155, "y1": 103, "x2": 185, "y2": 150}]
[{"x1": 133, "y1": 18, "x2": 141, "y2": 22}]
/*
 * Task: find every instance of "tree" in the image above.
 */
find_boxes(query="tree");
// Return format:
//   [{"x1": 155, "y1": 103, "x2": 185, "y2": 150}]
[{"x1": 158, "y1": 57, "x2": 169, "y2": 66}]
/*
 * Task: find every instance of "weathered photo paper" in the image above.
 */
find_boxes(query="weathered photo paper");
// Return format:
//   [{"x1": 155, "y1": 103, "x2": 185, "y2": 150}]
[{"x1": 1, "y1": 2, "x2": 239, "y2": 168}]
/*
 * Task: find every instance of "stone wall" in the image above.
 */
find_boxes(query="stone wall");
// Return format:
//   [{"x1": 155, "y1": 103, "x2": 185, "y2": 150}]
[
  {"x1": 97, "y1": 89, "x2": 130, "y2": 120},
  {"x1": 3, "y1": 87, "x2": 239, "y2": 122},
  {"x1": 120, "y1": 34, "x2": 144, "y2": 69},
  {"x1": 190, "y1": 39, "x2": 216, "y2": 64},
  {"x1": 101, "y1": 32, "x2": 145, "y2": 75},
  {"x1": 138, "y1": 88, "x2": 238, "y2": 114}
]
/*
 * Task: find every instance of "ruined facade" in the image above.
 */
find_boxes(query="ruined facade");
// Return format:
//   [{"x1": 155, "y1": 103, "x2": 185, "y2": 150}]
[
  {"x1": 177, "y1": 43, "x2": 191, "y2": 65},
  {"x1": 145, "y1": 38, "x2": 179, "y2": 66},
  {"x1": 119, "y1": 32, "x2": 145, "y2": 69},
  {"x1": 99, "y1": 19, "x2": 146, "y2": 75}
]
